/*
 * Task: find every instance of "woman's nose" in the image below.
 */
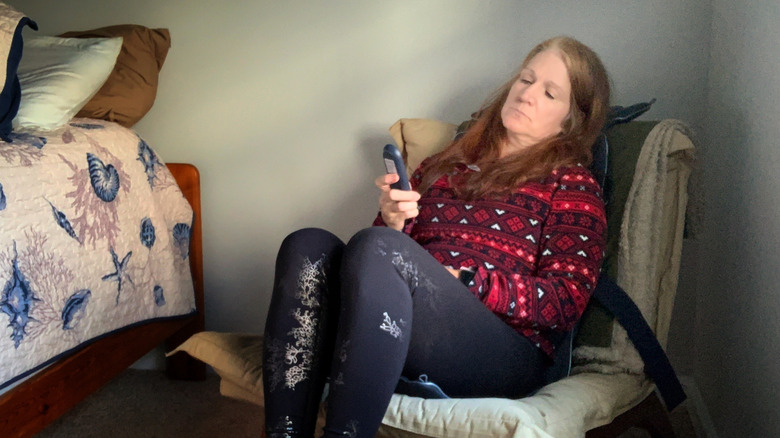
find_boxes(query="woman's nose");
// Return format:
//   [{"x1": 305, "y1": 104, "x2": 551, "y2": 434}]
[{"x1": 517, "y1": 85, "x2": 535, "y2": 103}]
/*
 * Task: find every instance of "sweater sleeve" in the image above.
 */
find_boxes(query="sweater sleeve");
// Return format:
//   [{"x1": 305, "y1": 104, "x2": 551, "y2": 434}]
[{"x1": 475, "y1": 168, "x2": 607, "y2": 332}]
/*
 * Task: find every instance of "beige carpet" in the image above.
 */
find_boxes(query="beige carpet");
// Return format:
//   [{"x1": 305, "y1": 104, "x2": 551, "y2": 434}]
[{"x1": 35, "y1": 368, "x2": 700, "y2": 437}]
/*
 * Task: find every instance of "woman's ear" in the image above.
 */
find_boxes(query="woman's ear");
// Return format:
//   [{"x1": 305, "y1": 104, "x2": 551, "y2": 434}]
[
  {"x1": 561, "y1": 103, "x2": 587, "y2": 137},
  {"x1": 560, "y1": 114, "x2": 574, "y2": 135}
]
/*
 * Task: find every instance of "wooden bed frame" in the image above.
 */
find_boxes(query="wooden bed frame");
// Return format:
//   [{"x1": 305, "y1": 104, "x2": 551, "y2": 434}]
[{"x1": 0, "y1": 163, "x2": 206, "y2": 438}]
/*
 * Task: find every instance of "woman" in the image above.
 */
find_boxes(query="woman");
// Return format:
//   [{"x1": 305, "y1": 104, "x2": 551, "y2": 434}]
[{"x1": 263, "y1": 36, "x2": 610, "y2": 438}]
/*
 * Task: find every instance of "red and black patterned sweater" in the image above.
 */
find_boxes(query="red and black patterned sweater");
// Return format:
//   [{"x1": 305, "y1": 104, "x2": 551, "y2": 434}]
[{"x1": 373, "y1": 161, "x2": 607, "y2": 357}]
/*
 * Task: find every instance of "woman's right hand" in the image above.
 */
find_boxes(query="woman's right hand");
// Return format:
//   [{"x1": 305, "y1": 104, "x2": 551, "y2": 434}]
[{"x1": 375, "y1": 173, "x2": 421, "y2": 231}]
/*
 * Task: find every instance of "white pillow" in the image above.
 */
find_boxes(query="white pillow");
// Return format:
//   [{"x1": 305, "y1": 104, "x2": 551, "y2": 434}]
[{"x1": 14, "y1": 36, "x2": 122, "y2": 132}]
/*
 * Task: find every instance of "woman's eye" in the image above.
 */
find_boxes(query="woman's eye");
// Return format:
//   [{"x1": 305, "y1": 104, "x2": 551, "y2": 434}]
[
  {"x1": 545, "y1": 91, "x2": 554, "y2": 99},
  {"x1": 519, "y1": 78, "x2": 532, "y2": 84}
]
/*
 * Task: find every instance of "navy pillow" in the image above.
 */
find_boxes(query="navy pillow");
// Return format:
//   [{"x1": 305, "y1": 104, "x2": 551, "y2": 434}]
[
  {"x1": 605, "y1": 98, "x2": 656, "y2": 130},
  {"x1": 589, "y1": 98, "x2": 656, "y2": 205},
  {"x1": 0, "y1": 15, "x2": 37, "y2": 142}
]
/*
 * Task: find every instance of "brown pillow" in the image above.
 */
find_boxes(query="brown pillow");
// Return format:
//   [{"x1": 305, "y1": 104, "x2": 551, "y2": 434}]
[{"x1": 59, "y1": 25, "x2": 171, "y2": 127}]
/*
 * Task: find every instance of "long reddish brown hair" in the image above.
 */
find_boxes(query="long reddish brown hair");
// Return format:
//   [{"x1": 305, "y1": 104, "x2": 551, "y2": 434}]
[{"x1": 418, "y1": 36, "x2": 611, "y2": 199}]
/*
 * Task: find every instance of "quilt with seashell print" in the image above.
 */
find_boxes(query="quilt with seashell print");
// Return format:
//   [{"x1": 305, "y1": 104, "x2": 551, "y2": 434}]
[{"x1": 0, "y1": 119, "x2": 196, "y2": 390}]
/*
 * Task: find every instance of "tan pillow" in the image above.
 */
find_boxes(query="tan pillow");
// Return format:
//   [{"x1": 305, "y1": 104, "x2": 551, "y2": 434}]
[
  {"x1": 59, "y1": 25, "x2": 171, "y2": 127},
  {"x1": 388, "y1": 118, "x2": 457, "y2": 176},
  {"x1": 168, "y1": 332, "x2": 336, "y2": 435},
  {"x1": 220, "y1": 378, "x2": 264, "y2": 406},
  {"x1": 167, "y1": 331, "x2": 265, "y2": 400}
]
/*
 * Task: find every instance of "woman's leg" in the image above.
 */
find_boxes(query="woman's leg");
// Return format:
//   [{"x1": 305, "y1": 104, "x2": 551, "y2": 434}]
[
  {"x1": 321, "y1": 227, "x2": 547, "y2": 437},
  {"x1": 263, "y1": 228, "x2": 344, "y2": 438},
  {"x1": 401, "y1": 261, "x2": 547, "y2": 399},
  {"x1": 320, "y1": 227, "x2": 415, "y2": 437}
]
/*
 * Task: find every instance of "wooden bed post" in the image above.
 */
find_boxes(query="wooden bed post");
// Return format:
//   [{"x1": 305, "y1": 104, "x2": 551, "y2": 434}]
[{"x1": 164, "y1": 163, "x2": 207, "y2": 381}]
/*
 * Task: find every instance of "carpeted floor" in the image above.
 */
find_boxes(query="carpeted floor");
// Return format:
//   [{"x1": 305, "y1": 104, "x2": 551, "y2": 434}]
[
  {"x1": 35, "y1": 369, "x2": 701, "y2": 437},
  {"x1": 35, "y1": 369, "x2": 263, "y2": 438}
]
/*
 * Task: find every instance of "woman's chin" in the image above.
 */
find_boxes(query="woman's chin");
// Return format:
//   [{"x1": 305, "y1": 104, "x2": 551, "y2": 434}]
[{"x1": 502, "y1": 118, "x2": 529, "y2": 137}]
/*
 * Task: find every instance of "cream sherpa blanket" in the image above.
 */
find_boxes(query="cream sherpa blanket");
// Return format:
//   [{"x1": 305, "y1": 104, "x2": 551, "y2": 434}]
[{"x1": 573, "y1": 119, "x2": 696, "y2": 374}]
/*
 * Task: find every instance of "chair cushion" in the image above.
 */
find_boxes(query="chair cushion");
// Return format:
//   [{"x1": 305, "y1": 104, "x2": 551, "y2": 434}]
[
  {"x1": 574, "y1": 121, "x2": 659, "y2": 347},
  {"x1": 382, "y1": 373, "x2": 652, "y2": 438},
  {"x1": 572, "y1": 120, "x2": 695, "y2": 374}
]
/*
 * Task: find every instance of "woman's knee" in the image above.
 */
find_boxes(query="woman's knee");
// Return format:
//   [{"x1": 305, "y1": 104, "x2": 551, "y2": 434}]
[
  {"x1": 278, "y1": 227, "x2": 344, "y2": 258},
  {"x1": 342, "y1": 227, "x2": 423, "y2": 292},
  {"x1": 345, "y1": 227, "x2": 409, "y2": 260}
]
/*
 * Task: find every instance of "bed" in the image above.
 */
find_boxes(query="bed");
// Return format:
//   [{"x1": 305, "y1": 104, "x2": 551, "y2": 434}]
[{"x1": 0, "y1": 5, "x2": 205, "y2": 437}]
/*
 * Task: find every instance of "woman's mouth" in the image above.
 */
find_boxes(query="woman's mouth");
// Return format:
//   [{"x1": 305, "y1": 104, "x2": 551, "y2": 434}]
[{"x1": 511, "y1": 108, "x2": 529, "y2": 120}]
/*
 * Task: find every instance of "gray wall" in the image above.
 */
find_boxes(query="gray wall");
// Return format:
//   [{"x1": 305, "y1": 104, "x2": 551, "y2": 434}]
[
  {"x1": 12, "y1": 0, "x2": 708, "y2": 334},
  {"x1": 16, "y1": 0, "x2": 779, "y2": 435},
  {"x1": 695, "y1": 2, "x2": 780, "y2": 436}
]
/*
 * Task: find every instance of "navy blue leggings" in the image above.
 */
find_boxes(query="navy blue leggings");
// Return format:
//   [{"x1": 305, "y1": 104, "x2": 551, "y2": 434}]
[{"x1": 262, "y1": 227, "x2": 546, "y2": 438}]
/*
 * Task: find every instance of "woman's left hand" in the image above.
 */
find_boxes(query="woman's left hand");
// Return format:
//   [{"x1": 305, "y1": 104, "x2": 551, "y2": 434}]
[{"x1": 445, "y1": 267, "x2": 460, "y2": 278}]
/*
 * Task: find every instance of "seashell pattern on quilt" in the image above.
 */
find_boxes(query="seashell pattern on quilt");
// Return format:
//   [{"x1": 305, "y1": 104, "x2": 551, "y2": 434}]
[{"x1": 0, "y1": 119, "x2": 196, "y2": 390}]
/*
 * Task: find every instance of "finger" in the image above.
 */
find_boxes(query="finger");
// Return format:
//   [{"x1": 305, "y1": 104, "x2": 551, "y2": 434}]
[
  {"x1": 405, "y1": 207, "x2": 420, "y2": 220},
  {"x1": 395, "y1": 201, "x2": 418, "y2": 213},
  {"x1": 380, "y1": 199, "x2": 404, "y2": 214},
  {"x1": 387, "y1": 189, "x2": 421, "y2": 202},
  {"x1": 383, "y1": 206, "x2": 417, "y2": 223},
  {"x1": 375, "y1": 173, "x2": 399, "y2": 189},
  {"x1": 378, "y1": 190, "x2": 394, "y2": 209}
]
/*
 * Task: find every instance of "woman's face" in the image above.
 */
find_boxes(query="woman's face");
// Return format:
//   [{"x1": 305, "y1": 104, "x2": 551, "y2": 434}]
[{"x1": 500, "y1": 49, "x2": 572, "y2": 154}]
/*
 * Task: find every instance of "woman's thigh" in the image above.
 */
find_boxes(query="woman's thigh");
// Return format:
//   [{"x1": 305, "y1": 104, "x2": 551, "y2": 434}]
[{"x1": 344, "y1": 227, "x2": 546, "y2": 399}]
